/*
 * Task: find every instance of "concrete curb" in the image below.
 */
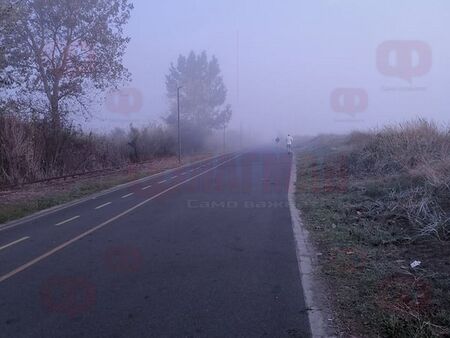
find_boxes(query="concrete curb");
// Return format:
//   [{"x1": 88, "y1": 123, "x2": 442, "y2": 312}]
[
  {"x1": 0, "y1": 153, "x2": 230, "y2": 232},
  {"x1": 288, "y1": 153, "x2": 335, "y2": 338}
]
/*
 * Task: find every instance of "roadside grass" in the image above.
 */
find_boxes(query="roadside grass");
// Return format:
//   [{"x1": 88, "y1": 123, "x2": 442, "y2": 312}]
[
  {"x1": 0, "y1": 154, "x2": 211, "y2": 225},
  {"x1": 0, "y1": 177, "x2": 127, "y2": 225},
  {"x1": 295, "y1": 120, "x2": 450, "y2": 337}
]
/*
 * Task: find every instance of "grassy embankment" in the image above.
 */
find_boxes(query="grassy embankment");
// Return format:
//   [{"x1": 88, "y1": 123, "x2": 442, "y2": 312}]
[{"x1": 295, "y1": 120, "x2": 450, "y2": 337}]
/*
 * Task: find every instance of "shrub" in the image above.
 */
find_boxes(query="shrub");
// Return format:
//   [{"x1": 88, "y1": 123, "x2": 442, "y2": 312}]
[
  {"x1": 0, "y1": 112, "x2": 176, "y2": 185},
  {"x1": 345, "y1": 119, "x2": 450, "y2": 240}
]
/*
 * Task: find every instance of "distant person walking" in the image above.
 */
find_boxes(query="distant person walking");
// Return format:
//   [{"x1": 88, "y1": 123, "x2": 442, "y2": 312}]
[{"x1": 286, "y1": 134, "x2": 294, "y2": 154}]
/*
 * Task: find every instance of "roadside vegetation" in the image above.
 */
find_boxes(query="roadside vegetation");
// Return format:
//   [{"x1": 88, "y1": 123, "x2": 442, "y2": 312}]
[
  {"x1": 0, "y1": 153, "x2": 209, "y2": 225},
  {"x1": 0, "y1": 117, "x2": 177, "y2": 186},
  {"x1": 295, "y1": 119, "x2": 450, "y2": 337},
  {"x1": 0, "y1": 1, "x2": 234, "y2": 224}
]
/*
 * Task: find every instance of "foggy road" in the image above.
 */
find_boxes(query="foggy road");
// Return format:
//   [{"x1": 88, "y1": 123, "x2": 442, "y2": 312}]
[{"x1": 0, "y1": 149, "x2": 311, "y2": 338}]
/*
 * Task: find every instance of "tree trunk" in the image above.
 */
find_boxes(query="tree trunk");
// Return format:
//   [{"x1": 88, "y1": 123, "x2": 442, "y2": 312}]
[{"x1": 50, "y1": 80, "x2": 61, "y2": 131}]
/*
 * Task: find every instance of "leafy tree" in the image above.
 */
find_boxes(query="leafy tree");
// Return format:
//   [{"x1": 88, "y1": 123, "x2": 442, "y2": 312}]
[
  {"x1": 165, "y1": 51, "x2": 232, "y2": 132},
  {"x1": 0, "y1": 0, "x2": 133, "y2": 129},
  {"x1": 0, "y1": 0, "x2": 18, "y2": 87}
]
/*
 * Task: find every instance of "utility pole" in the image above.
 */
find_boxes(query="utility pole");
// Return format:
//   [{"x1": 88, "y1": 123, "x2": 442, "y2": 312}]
[
  {"x1": 239, "y1": 121, "x2": 243, "y2": 150},
  {"x1": 177, "y1": 86, "x2": 182, "y2": 164},
  {"x1": 223, "y1": 125, "x2": 226, "y2": 153}
]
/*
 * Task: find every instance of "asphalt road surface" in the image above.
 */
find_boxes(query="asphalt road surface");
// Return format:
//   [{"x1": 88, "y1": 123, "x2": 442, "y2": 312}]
[{"x1": 0, "y1": 148, "x2": 311, "y2": 338}]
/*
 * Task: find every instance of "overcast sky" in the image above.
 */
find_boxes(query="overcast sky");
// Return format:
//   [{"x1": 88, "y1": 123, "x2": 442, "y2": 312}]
[{"x1": 88, "y1": 0, "x2": 450, "y2": 138}]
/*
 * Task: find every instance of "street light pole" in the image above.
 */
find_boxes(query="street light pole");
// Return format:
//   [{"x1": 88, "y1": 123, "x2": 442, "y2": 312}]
[
  {"x1": 177, "y1": 86, "x2": 182, "y2": 164},
  {"x1": 239, "y1": 122, "x2": 242, "y2": 150},
  {"x1": 223, "y1": 125, "x2": 226, "y2": 153}
]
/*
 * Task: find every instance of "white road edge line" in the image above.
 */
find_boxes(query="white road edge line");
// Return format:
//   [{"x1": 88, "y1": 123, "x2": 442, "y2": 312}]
[
  {"x1": 288, "y1": 153, "x2": 328, "y2": 337},
  {"x1": 95, "y1": 202, "x2": 112, "y2": 210},
  {"x1": 0, "y1": 153, "x2": 230, "y2": 233},
  {"x1": 0, "y1": 154, "x2": 241, "y2": 284},
  {"x1": 142, "y1": 185, "x2": 152, "y2": 190},
  {"x1": 121, "y1": 193, "x2": 134, "y2": 199},
  {"x1": 0, "y1": 237, "x2": 30, "y2": 252},
  {"x1": 55, "y1": 216, "x2": 80, "y2": 226}
]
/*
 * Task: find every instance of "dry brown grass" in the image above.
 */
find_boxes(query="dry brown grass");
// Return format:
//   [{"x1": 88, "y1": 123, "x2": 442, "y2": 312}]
[
  {"x1": 295, "y1": 119, "x2": 450, "y2": 337},
  {"x1": 0, "y1": 113, "x2": 177, "y2": 186},
  {"x1": 346, "y1": 119, "x2": 450, "y2": 240}
]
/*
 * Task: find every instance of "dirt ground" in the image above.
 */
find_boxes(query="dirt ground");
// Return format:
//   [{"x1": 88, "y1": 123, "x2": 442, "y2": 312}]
[{"x1": 295, "y1": 149, "x2": 450, "y2": 338}]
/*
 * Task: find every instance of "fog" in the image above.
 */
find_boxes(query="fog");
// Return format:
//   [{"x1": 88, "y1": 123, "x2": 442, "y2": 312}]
[{"x1": 87, "y1": 0, "x2": 450, "y2": 140}]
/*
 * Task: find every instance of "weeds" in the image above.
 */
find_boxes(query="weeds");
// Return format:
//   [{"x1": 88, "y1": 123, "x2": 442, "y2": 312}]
[
  {"x1": 346, "y1": 119, "x2": 450, "y2": 240},
  {"x1": 295, "y1": 119, "x2": 450, "y2": 337}
]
